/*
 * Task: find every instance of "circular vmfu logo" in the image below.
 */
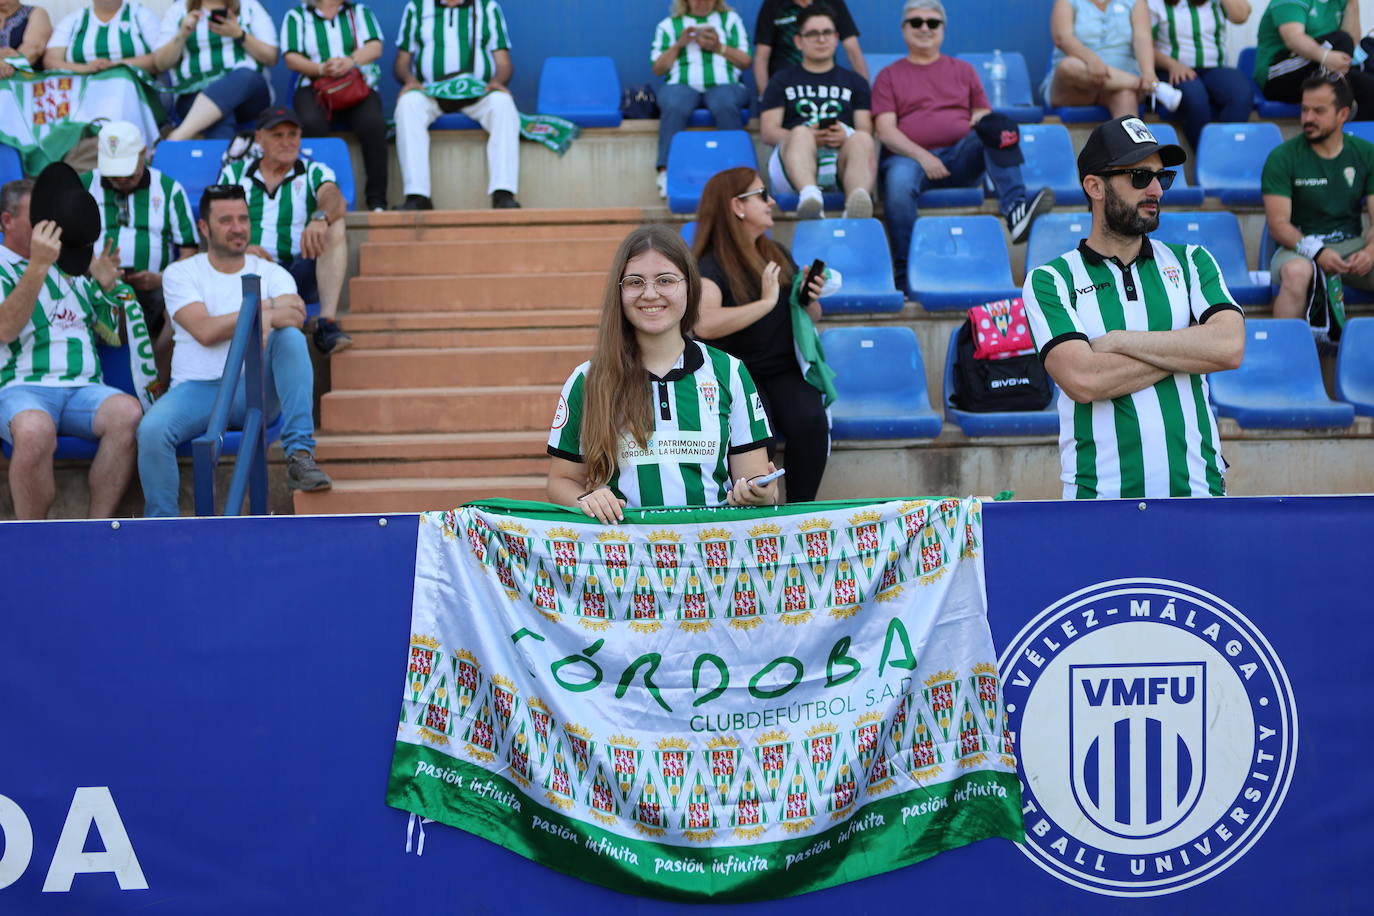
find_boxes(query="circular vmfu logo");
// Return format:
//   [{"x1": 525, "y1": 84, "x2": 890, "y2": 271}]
[{"x1": 998, "y1": 578, "x2": 1298, "y2": 897}]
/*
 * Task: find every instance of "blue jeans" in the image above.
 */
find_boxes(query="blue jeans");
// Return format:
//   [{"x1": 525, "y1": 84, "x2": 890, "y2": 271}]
[
  {"x1": 175, "y1": 68, "x2": 272, "y2": 140},
  {"x1": 1160, "y1": 66, "x2": 1253, "y2": 148},
  {"x1": 880, "y1": 132, "x2": 1027, "y2": 276},
  {"x1": 656, "y1": 82, "x2": 750, "y2": 168},
  {"x1": 137, "y1": 327, "x2": 315, "y2": 517}
]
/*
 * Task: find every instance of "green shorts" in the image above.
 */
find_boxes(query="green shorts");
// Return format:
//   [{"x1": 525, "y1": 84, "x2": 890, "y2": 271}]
[{"x1": 1270, "y1": 236, "x2": 1374, "y2": 291}]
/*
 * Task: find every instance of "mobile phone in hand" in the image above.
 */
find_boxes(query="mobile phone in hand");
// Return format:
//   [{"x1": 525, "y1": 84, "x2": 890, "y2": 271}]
[
  {"x1": 209, "y1": 8, "x2": 227, "y2": 23},
  {"x1": 817, "y1": 116, "x2": 839, "y2": 130},
  {"x1": 801, "y1": 259, "x2": 825, "y2": 304},
  {"x1": 749, "y1": 467, "x2": 786, "y2": 486}
]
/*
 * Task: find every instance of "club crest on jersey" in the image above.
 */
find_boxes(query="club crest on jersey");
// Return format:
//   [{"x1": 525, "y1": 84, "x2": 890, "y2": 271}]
[
  {"x1": 699, "y1": 380, "x2": 717, "y2": 412},
  {"x1": 551, "y1": 396, "x2": 568, "y2": 430},
  {"x1": 1163, "y1": 266, "x2": 1181, "y2": 288}
]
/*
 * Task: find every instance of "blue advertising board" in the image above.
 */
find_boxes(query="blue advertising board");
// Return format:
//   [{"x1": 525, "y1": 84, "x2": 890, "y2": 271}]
[{"x1": 0, "y1": 496, "x2": 1367, "y2": 913}]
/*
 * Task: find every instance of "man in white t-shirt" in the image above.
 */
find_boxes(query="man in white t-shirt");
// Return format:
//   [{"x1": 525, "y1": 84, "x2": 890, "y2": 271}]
[{"x1": 135, "y1": 184, "x2": 331, "y2": 517}]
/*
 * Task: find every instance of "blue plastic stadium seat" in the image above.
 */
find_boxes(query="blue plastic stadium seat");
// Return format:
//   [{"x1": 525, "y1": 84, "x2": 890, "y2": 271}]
[
  {"x1": 665, "y1": 130, "x2": 756, "y2": 214},
  {"x1": 1153, "y1": 211, "x2": 1268, "y2": 305},
  {"x1": 1025, "y1": 211, "x2": 1090, "y2": 271},
  {"x1": 0, "y1": 143, "x2": 22, "y2": 184},
  {"x1": 1019, "y1": 123, "x2": 1086, "y2": 206},
  {"x1": 1209, "y1": 319, "x2": 1355, "y2": 429},
  {"x1": 1345, "y1": 122, "x2": 1374, "y2": 145},
  {"x1": 536, "y1": 56, "x2": 622, "y2": 128},
  {"x1": 433, "y1": 112, "x2": 481, "y2": 130},
  {"x1": 1044, "y1": 100, "x2": 1110, "y2": 123},
  {"x1": 864, "y1": 53, "x2": 904, "y2": 84},
  {"x1": 150, "y1": 139, "x2": 230, "y2": 221},
  {"x1": 1141, "y1": 122, "x2": 1203, "y2": 206},
  {"x1": 942, "y1": 326, "x2": 1059, "y2": 436},
  {"x1": 686, "y1": 106, "x2": 751, "y2": 128},
  {"x1": 908, "y1": 215, "x2": 1020, "y2": 309},
  {"x1": 823, "y1": 326, "x2": 943, "y2": 439},
  {"x1": 1195, "y1": 122, "x2": 1282, "y2": 206},
  {"x1": 790, "y1": 219, "x2": 904, "y2": 314},
  {"x1": 1237, "y1": 47, "x2": 1301, "y2": 119},
  {"x1": 680, "y1": 220, "x2": 696, "y2": 245},
  {"x1": 299, "y1": 137, "x2": 356, "y2": 210},
  {"x1": 771, "y1": 188, "x2": 846, "y2": 214},
  {"x1": 1336, "y1": 317, "x2": 1374, "y2": 415},
  {"x1": 958, "y1": 52, "x2": 1044, "y2": 123}
]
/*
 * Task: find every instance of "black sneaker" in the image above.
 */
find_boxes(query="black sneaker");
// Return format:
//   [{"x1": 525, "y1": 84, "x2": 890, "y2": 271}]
[
  {"x1": 1007, "y1": 187, "x2": 1055, "y2": 245},
  {"x1": 286, "y1": 451, "x2": 332, "y2": 491},
  {"x1": 491, "y1": 189, "x2": 522, "y2": 209},
  {"x1": 313, "y1": 317, "x2": 353, "y2": 356},
  {"x1": 398, "y1": 194, "x2": 432, "y2": 211}
]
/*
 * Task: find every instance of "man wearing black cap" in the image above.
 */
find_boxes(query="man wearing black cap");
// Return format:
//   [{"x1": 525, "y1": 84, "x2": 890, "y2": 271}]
[
  {"x1": 1021, "y1": 115, "x2": 1245, "y2": 500},
  {"x1": 0, "y1": 172, "x2": 144, "y2": 519},
  {"x1": 216, "y1": 106, "x2": 351, "y2": 356}
]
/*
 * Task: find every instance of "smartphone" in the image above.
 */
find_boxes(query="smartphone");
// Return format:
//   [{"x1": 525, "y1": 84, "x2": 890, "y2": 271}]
[
  {"x1": 800, "y1": 258, "x2": 825, "y2": 304},
  {"x1": 749, "y1": 468, "x2": 786, "y2": 486},
  {"x1": 817, "y1": 116, "x2": 839, "y2": 130},
  {"x1": 209, "y1": 8, "x2": 227, "y2": 23}
]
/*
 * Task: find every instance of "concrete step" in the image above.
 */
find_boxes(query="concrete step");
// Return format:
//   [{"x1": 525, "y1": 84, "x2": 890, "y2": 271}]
[
  {"x1": 292, "y1": 474, "x2": 547, "y2": 515},
  {"x1": 343, "y1": 309, "x2": 600, "y2": 331},
  {"x1": 359, "y1": 238, "x2": 622, "y2": 276},
  {"x1": 320, "y1": 384, "x2": 560, "y2": 434},
  {"x1": 331, "y1": 345, "x2": 587, "y2": 389},
  {"x1": 349, "y1": 273, "x2": 603, "y2": 312},
  {"x1": 350, "y1": 206, "x2": 649, "y2": 243},
  {"x1": 314, "y1": 430, "x2": 549, "y2": 462},
  {"x1": 327, "y1": 456, "x2": 549, "y2": 480},
  {"x1": 348, "y1": 326, "x2": 596, "y2": 350}
]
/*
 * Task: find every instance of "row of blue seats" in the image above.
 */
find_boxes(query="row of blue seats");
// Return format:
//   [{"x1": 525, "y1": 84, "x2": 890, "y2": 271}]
[{"x1": 826, "y1": 318, "x2": 1374, "y2": 440}]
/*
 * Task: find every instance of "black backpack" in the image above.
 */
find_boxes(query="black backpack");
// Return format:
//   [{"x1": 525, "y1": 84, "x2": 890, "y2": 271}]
[{"x1": 951, "y1": 319, "x2": 1053, "y2": 412}]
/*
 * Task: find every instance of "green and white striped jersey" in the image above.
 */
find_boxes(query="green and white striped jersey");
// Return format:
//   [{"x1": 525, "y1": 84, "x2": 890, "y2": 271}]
[
  {"x1": 281, "y1": 1, "x2": 384, "y2": 89},
  {"x1": 216, "y1": 156, "x2": 337, "y2": 263},
  {"x1": 157, "y1": 0, "x2": 278, "y2": 95},
  {"x1": 397, "y1": 0, "x2": 510, "y2": 85},
  {"x1": 1148, "y1": 0, "x2": 1228, "y2": 69},
  {"x1": 651, "y1": 11, "x2": 750, "y2": 91},
  {"x1": 1022, "y1": 238, "x2": 1241, "y2": 500},
  {"x1": 81, "y1": 167, "x2": 197, "y2": 274},
  {"x1": 547, "y1": 340, "x2": 773, "y2": 508},
  {"x1": 50, "y1": 0, "x2": 161, "y2": 64},
  {"x1": 0, "y1": 246, "x2": 120, "y2": 388}
]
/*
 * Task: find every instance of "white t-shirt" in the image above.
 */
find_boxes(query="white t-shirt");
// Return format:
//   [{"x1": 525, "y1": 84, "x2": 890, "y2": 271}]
[{"x1": 163, "y1": 253, "x2": 295, "y2": 385}]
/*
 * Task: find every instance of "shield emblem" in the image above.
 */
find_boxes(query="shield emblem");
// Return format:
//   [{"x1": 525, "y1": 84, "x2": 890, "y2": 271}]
[{"x1": 1069, "y1": 662, "x2": 1206, "y2": 839}]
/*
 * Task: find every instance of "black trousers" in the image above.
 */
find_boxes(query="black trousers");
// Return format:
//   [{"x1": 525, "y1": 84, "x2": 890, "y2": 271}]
[
  {"x1": 293, "y1": 86, "x2": 389, "y2": 208},
  {"x1": 1262, "y1": 30, "x2": 1374, "y2": 120},
  {"x1": 753, "y1": 368, "x2": 829, "y2": 503}
]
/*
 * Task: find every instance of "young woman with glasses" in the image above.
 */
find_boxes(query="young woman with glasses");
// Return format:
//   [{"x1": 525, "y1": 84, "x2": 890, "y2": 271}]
[{"x1": 546, "y1": 225, "x2": 780, "y2": 522}]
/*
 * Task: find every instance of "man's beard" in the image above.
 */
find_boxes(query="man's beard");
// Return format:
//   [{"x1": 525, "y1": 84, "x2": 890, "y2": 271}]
[
  {"x1": 1103, "y1": 180, "x2": 1159, "y2": 236},
  {"x1": 1303, "y1": 123, "x2": 1332, "y2": 143}
]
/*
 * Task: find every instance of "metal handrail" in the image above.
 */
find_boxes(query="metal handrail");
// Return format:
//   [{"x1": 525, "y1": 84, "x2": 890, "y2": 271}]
[{"x1": 191, "y1": 275, "x2": 270, "y2": 516}]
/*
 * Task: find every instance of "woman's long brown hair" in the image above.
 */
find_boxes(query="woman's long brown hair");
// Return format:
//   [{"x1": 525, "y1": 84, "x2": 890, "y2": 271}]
[
  {"x1": 692, "y1": 166, "x2": 795, "y2": 308},
  {"x1": 581, "y1": 225, "x2": 702, "y2": 490}
]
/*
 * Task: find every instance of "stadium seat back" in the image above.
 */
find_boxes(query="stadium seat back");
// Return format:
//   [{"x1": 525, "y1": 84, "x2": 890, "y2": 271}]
[
  {"x1": 0, "y1": 144, "x2": 21, "y2": 186},
  {"x1": 1153, "y1": 211, "x2": 1268, "y2": 305},
  {"x1": 907, "y1": 215, "x2": 1020, "y2": 310},
  {"x1": 941, "y1": 325, "x2": 1059, "y2": 436},
  {"x1": 1142, "y1": 122, "x2": 1204, "y2": 206},
  {"x1": 790, "y1": 218, "x2": 903, "y2": 314},
  {"x1": 864, "y1": 53, "x2": 905, "y2": 85},
  {"x1": 1344, "y1": 122, "x2": 1374, "y2": 145},
  {"x1": 665, "y1": 130, "x2": 756, "y2": 214},
  {"x1": 1238, "y1": 47, "x2": 1301, "y2": 119},
  {"x1": 1336, "y1": 317, "x2": 1374, "y2": 415},
  {"x1": 537, "y1": 56, "x2": 623, "y2": 128},
  {"x1": 433, "y1": 112, "x2": 481, "y2": 129},
  {"x1": 1019, "y1": 123, "x2": 1086, "y2": 205},
  {"x1": 151, "y1": 139, "x2": 230, "y2": 221},
  {"x1": 680, "y1": 221, "x2": 696, "y2": 245},
  {"x1": 1025, "y1": 212, "x2": 1089, "y2": 271},
  {"x1": 1208, "y1": 319, "x2": 1355, "y2": 428},
  {"x1": 957, "y1": 51, "x2": 1044, "y2": 122},
  {"x1": 822, "y1": 326, "x2": 942, "y2": 438},
  {"x1": 299, "y1": 137, "x2": 356, "y2": 209},
  {"x1": 1196, "y1": 122, "x2": 1282, "y2": 206}
]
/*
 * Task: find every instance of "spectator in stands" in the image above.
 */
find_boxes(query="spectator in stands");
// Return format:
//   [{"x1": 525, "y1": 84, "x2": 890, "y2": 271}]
[
  {"x1": 138, "y1": 183, "x2": 331, "y2": 516},
  {"x1": 1022, "y1": 116, "x2": 1243, "y2": 499},
  {"x1": 155, "y1": 0, "x2": 278, "y2": 141},
  {"x1": 394, "y1": 0, "x2": 520, "y2": 211},
  {"x1": 281, "y1": 0, "x2": 389, "y2": 212},
  {"x1": 1263, "y1": 75, "x2": 1374, "y2": 319},
  {"x1": 0, "y1": 1, "x2": 51, "y2": 77},
  {"x1": 691, "y1": 167, "x2": 828, "y2": 503},
  {"x1": 216, "y1": 107, "x2": 351, "y2": 355},
  {"x1": 1044, "y1": 0, "x2": 1180, "y2": 117},
  {"x1": 547, "y1": 224, "x2": 778, "y2": 520},
  {"x1": 760, "y1": 4, "x2": 875, "y2": 219},
  {"x1": 754, "y1": 0, "x2": 866, "y2": 89},
  {"x1": 0, "y1": 175, "x2": 142, "y2": 519},
  {"x1": 1253, "y1": 0, "x2": 1374, "y2": 117},
  {"x1": 651, "y1": 0, "x2": 753, "y2": 200},
  {"x1": 875, "y1": 2, "x2": 1054, "y2": 286},
  {"x1": 1149, "y1": 0, "x2": 1253, "y2": 148},
  {"x1": 44, "y1": 0, "x2": 161, "y2": 74},
  {"x1": 81, "y1": 120, "x2": 199, "y2": 392}
]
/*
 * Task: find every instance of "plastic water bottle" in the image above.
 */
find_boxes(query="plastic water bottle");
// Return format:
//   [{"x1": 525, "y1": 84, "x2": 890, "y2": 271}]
[{"x1": 989, "y1": 49, "x2": 1008, "y2": 109}]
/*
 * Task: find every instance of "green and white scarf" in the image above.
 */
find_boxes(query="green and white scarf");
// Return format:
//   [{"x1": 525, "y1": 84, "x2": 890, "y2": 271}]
[{"x1": 422, "y1": 75, "x2": 580, "y2": 155}]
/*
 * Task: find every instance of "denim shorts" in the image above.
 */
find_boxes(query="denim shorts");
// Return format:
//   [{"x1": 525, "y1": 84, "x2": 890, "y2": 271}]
[{"x1": 0, "y1": 383, "x2": 127, "y2": 443}]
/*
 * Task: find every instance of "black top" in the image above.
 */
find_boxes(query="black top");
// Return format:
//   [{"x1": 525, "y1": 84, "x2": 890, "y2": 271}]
[
  {"x1": 761, "y1": 63, "x2": 871, "y2": 129},
  {"x1": 755, "y1": 0, "x2": 860, "y2": 76},
  {"x1": 697, "y1": 247, "x2": 796, "y2": 379}
]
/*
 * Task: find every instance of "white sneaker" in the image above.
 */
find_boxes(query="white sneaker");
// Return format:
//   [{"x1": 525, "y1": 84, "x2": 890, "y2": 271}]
[
  {"x1": 797, "y1": 185, "x2": 824, "y2": 219},
  {"x1": 843, "y1": 188, "x2": 872, "y2": 219},
  {"x1": 656, "y1": 171, "x2": 667, "y2": 199},
  {"x1": 1153, "y1": 82, "x2": 1183, "y2": 112}
]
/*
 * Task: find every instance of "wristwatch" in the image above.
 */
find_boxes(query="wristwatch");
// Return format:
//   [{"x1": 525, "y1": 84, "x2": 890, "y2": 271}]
[{"x1": 310, "y1": 209, "x2": 328, "y2": 223}]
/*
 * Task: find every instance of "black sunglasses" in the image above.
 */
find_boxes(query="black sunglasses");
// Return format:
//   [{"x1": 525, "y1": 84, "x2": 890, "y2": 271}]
[
  {"x1": 905, "y1": 17, "x2": 943, "y2": 29},
  {"x1": 735, "y1": 187, "x2": 771, "y2": 202},
  {"x1": 1097, "y1": 168, "x2": 1177, "y2": 190}
]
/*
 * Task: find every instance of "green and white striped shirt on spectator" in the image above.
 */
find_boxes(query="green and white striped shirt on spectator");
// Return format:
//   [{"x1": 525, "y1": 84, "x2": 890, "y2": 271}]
[
  {"x1": 156, "y1": 0, "x2": 278, "y2": 95},
  {"x1": 0, "y1": 247, "x2": 121, "y2": 388},
  {"x1": 217, "y1": 156, "x2": 337, "y2": 264},
  {"x1": 651, "y1": 10, "x2": 750, "y2": 91},
  {"x1": 1148, "y1": 0, "x2": 1229, "y2": 70},
  {"x1": 50, "y1": 1, "x2": 161, "y2": 65},
  {"x1": 396, "y1": 0, "x2": 510, "y2": 85},
  {"x1": 81, "y1": 167, "x2": 197, "y2": 274},
  {"x1": 281, "y1": 1, "x2": 384, "y2": 89}
]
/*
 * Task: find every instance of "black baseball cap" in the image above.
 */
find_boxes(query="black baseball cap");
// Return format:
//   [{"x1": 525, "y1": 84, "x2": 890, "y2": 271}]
[
  {"x1": 255, "y1": 106, "x2": 301, "y2": 130},
  {"x1": 1077, "y1": 116, "x2": 1186, "y2": 181}
]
